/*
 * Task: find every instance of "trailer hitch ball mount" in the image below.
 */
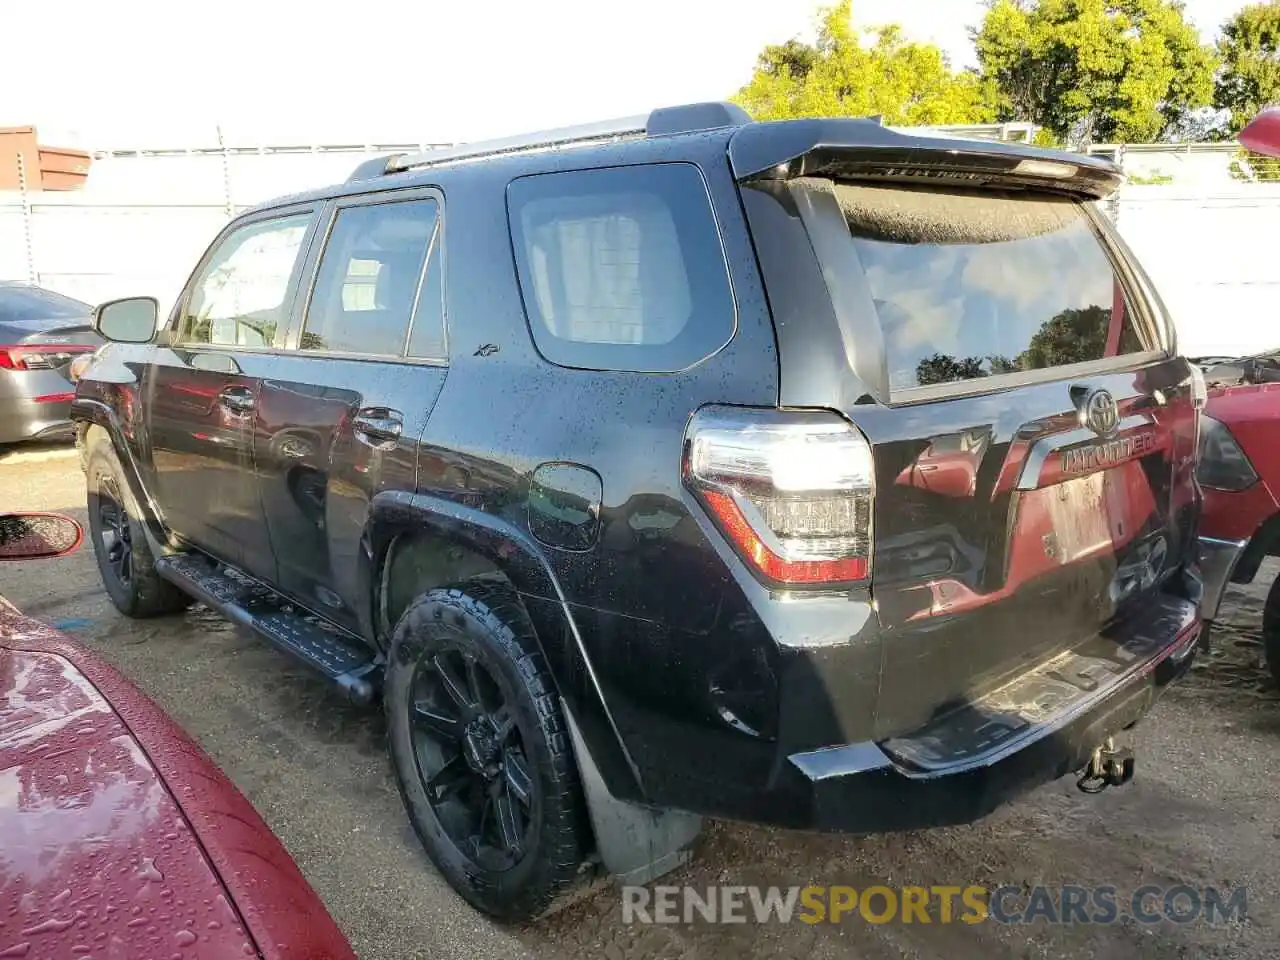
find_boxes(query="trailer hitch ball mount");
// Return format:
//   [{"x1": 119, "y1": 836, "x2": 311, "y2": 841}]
[{"x1": 1077, "y1": 737, "x2": 1135, "y2": 794}]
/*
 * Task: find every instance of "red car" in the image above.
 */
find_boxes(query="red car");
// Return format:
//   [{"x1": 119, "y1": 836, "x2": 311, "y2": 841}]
[
  {"x1": 1194, "y1": 109, "x2": 1280, "y2": 688},
  {"x1": 0, "y1": 513, "x2": 355, "y2": 960},
  {"x1": 1196, "y1": 358, "x2": 1280, "y2": 686}
]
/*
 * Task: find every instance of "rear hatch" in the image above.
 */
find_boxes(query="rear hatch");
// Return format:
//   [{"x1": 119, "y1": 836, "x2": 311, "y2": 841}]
[{"x1": 734, "y1": 126, "x2": 1200, "y2": 741}]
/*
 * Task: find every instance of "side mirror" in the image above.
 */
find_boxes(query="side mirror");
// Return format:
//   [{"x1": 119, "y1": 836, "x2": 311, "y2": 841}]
[
  {"x1": 0, "y1": 514, "x2": 83, "y2": 561},
  {"x1": 94, "y1": 296, "x2": 159, "y2": 343}
]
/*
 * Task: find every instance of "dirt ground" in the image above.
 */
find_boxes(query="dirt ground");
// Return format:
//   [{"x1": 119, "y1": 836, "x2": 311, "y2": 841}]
[{"x1": 1, "y1": 443, "x2": 1276, "y2": 959}]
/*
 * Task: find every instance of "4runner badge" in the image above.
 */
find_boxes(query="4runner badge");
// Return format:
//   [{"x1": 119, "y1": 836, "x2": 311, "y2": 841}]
[
  {"x1": 1057, "y1": 386, "x2": 1155, "y2": 476},
  {"x1": 1080, "y1": 387, "x2": 1120, "y2": 438},
  {"x1": 1061, "y1": 430, "x2": 1156, "y2": 475}
]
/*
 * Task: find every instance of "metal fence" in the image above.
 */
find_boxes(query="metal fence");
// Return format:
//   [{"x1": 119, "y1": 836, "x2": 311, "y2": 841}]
[
  {"x1": 0, "y1": 142, "x2": 444, "y2": 312},
  {"x1": 1, "y1": 136, "x2": 1276, "y2": 358}
]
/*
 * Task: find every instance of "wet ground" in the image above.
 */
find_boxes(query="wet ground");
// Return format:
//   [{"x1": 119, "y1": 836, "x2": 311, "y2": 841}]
[{"x1": 1, "y1": 442, "x2": 1277, "y2": 959}]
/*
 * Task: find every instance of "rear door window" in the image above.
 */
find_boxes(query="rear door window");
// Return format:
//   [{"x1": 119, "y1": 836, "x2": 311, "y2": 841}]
[
  {"x1": 302, "y1": 197, "x2": 439, "y2": 357},
  {"x1": 833, "y1": 184, "x2": 1155, "y2": 393},
  {"x1": 507, "y1": 162, "x2": 735, "y2": 372}
]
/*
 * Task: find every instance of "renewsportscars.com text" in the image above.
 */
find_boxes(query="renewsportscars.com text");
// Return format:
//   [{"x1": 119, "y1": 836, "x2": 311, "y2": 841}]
[{"x1": 621, "y1": 884, "x2": 1248, "y2": 926}]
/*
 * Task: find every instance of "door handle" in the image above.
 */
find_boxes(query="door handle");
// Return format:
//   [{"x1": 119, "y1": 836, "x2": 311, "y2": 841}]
[
  {"x1": 217, "y1": 386, "x2": 255, "y2": 414},
  {"x1": 352, "y1": 408, "x2": 403, "y2": 448}
]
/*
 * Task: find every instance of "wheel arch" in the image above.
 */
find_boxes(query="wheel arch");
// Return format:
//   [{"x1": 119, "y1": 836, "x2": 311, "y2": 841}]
[
  {"x1": 74, "y1": 399, "x2": 170, "y2": 551},
  {"x1": 365, "y1": 490, "x2": 644, "y2": 804}
]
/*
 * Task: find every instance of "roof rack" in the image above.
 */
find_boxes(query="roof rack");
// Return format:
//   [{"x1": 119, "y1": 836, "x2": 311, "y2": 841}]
[{"x1": 348, "y1": 101, "x2": 750, "y2": 182}]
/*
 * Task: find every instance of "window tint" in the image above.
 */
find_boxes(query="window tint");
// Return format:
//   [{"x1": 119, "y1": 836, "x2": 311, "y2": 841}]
[
  {"x1": 302, "y1": 198, "x2": 438, "y2": 356},
  {"x1": 181, "y1": 215, "x2": 310, "y2": 347},
  {"x1": 507, "y1": 163, "x2": 735, "y2": 372},
  {"x1": 0, "y1": 285, "x2": 90, "y2": 325},
  {"x1": 832, "y1": 184, "x2": 1151, "y2": 392}
]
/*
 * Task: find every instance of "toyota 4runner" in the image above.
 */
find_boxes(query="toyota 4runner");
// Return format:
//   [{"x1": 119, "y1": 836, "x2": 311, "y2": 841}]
[{"x1": 73, "y1": 102, "x2": 1206, "y2": 921}]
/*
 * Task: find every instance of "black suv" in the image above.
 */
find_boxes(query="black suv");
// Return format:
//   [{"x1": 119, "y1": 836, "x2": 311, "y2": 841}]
[{"x1": 73, "y1": 102, "x2": 1206, "y2": 921}]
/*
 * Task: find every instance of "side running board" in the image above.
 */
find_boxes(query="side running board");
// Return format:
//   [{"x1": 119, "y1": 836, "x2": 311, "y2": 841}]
[{"x1": 155, "y1": 554, "x2": 382, "y2": 704}]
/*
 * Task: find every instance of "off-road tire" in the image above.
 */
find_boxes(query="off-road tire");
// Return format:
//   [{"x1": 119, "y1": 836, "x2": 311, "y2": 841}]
[
  {"x1": 384, "y1": 580, "x2": 590, "y2": 922},
  {"x1": 1263, "y1": 574, "x2": 1280, "y2": 690},
  {"x1": 85, "y1": 433, "x2": 191, "y2": 618}
]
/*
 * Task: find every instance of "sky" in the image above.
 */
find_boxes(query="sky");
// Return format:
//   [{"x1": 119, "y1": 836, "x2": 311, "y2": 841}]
[{"x1": 1, "y1": 0, "x2": 1253, "y2": 149}]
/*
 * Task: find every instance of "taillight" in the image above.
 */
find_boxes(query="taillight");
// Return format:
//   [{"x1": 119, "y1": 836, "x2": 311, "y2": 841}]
[
  {"x1": 0, "y1": 344, "x2": 94, "y2": 371},
  {"x1": 1197, "y1": 414, "x2": 1258, "y2": 491},
  {"x1": 683, "y1": 407, "x2": 875, "y2": 586}
]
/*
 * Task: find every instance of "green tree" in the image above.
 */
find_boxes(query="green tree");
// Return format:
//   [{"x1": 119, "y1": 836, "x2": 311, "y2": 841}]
[
  {"x1": 1215, "y1": 2, "x2": 1280, "y2": 135},
  {"x1": 916, "y1": 354, "x2": 991, "y2": 386},
  {"x1": 1019, "y1": 306, "x2": 1110, "y2": 368},
  {"x1": 975, "y1": 0, "x2": 1217, "y2": 145},
  {"x1": 733, "y1": 1, "x2": 996, "y2": 125}
]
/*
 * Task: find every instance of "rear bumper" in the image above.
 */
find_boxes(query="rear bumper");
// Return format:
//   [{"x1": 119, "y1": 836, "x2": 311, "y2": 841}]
[
  {"x1": 783, "y1": 593, "x2": 1200, "y2": 833},
  {"x1": 1197, "y1": 536, "x2": 1248, "y2": 621},
  {"x1": 0, "y1": 395, "x2": 77, "y2": 443},
  {"x1": 0, "y1": 370, "x2": 78, "y2": 443}
]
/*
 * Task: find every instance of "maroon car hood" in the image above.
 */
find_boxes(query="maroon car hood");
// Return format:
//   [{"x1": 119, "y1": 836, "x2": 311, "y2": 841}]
[{"x1": 0, "y1": 600, "x2": 354, "y2": 960}]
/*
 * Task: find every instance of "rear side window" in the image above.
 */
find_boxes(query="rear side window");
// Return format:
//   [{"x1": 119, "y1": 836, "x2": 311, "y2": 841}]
[
  {"x1": 507, "y1": 163, "x2": 735, "y2": 372},
  {"x1": 833, "y1": 184, "x2": 1154, "y2": 392},
  {"x1": 302, "y1": 197, "x2": 439, "y2": 357}
]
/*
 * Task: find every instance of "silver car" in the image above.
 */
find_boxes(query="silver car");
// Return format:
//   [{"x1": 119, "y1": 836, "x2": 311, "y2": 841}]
[{"x1": 0, "y1": 283, "x2": 101, "y2": 445}]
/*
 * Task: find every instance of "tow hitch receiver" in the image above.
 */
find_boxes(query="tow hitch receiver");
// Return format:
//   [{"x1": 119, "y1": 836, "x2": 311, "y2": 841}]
[{"x1": 1077, "y1": 737, "x2": 1135, "y2": 794}]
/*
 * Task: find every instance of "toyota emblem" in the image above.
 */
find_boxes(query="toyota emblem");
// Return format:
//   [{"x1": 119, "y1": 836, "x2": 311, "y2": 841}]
[{"x1": 1080, "y1": 388, "x2": 1120, "y2": 438}]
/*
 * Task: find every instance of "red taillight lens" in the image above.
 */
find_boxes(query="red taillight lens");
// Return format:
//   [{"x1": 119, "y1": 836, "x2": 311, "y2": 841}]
[
  {"x1": 0, "y1": 344, "x2": 94, "y2": 371},
  {"x1": 683, "y1": 407, "x2": 875, "y2": 586}
]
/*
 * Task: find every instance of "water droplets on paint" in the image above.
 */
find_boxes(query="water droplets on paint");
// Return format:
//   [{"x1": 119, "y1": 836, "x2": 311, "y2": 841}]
[
  {"x1": 20, "y1": 913, "x2": 80, "y2": 936},
  {"x1": 174, "y1": 929, "x2": 197, "y2": 947},
  {"x1": 136, "y1": 857, "x2": 164, "y2": 884}
]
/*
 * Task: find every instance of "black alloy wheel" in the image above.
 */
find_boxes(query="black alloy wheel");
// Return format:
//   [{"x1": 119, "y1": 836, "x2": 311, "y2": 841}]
[
  {"x1": 384, "y1": 582, "x2": 589, "y2": 921},
  {"x1": 96, "y1": 475, "x2": 133, "y2": 589},
  {"x1": 84, "y1": 430, "x2": 191, "y2": 618},
  {"x1": 409, "y1": 646, "x2": 534, "y2": 869}
]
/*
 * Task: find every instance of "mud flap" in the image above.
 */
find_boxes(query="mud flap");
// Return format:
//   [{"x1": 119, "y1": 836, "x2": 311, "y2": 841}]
[{"x1": 562, "y1": 699, "x2": 703, "y2": 886}]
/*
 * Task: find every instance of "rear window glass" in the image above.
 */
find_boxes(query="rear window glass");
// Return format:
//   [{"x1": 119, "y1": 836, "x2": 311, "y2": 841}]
[
  {"x1": 0, "y1": 286, "x2": 90, "y2": 326},
  {"x1": 507, "y1": 163, "x2": 735, "y2": 372},
  {"x1": 834, "y1": 184, "x2": 1152, "y2": 392}
]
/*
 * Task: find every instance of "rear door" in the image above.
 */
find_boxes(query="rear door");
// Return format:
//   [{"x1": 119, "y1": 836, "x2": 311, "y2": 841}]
[
  {"x1": 147, "y1": 210, "x2": 315, "y2": 575},
  {"x1": 254, "y1": 189, "x2": 447, "y2": 635},
  {"x1": 744, "y1": 177, "x2": 1199, "y2": 738}
]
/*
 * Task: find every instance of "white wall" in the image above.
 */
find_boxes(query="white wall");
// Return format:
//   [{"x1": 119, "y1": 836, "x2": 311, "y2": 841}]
[
  {"x1": 0, "y1": 146, "x2": 408, "y2": 314},
  {"x1": 1115, "y1": 183, "x2": 1280, "y2": 359}
]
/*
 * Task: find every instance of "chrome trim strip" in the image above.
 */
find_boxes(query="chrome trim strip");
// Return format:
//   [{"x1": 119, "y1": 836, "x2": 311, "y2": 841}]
[
  {"x1": 1015, "y1": 413, "x2": 1153, "y2": 491},
  {"x1": 889, "y1": 351, "x2": 1168, "y2": 406}
]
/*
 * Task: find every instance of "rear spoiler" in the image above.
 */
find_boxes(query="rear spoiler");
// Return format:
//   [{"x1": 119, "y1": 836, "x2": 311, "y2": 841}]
[{"x1": 728, "y1": 119, "x2": 1124, "y2": 200}]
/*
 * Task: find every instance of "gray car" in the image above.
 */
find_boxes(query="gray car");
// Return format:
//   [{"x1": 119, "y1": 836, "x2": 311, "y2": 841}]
[{"x1": 0, "y1": 283, "x2": 100, "y2": 445}]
